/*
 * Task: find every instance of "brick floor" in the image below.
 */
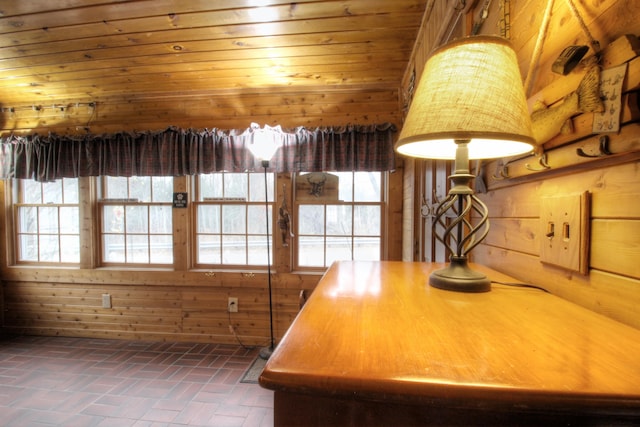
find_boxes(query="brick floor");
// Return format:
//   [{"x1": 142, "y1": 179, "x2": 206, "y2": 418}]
[{"x1": 0, "y1": 336, "x2": 273, "y2": 426}]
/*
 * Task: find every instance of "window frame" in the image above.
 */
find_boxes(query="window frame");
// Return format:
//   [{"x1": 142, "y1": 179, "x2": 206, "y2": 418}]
[
  {"x1": 292, "y1": 171, "x2": 387, "y2": 271},
  {"x1": 192, "y1": 171, "x2": 275, "y2": 269},
  {"x1": 98, "y1": 176, "x2": 174, "y2": 267},
  {"x1": 12, "y1": 178, "x2": 81, "y2": 266}
]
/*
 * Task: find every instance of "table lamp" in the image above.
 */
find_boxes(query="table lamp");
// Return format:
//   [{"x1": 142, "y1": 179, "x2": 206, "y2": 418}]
[{"x1": 395, "y1": 36, "x2": 535, "y2": 292}]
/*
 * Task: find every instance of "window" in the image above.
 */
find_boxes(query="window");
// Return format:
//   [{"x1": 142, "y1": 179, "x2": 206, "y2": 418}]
[
  {"x1": 100, "y1": 176, "x2": 173, "y2": 265},
  {"x1": 194, "y1": 171, "x2": 274, "y2": 267},
  {"x1": 295, "y1": 172, "x2": 384, "y2": 268},
  {"x1": 14, "y1": 178, "x2": 80, "y2": 264}
]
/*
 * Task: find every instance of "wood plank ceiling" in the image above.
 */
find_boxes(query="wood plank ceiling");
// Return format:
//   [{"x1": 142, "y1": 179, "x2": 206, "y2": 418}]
[{"x1": 0, "y1": 0, "x2": 427, "y2": 136}]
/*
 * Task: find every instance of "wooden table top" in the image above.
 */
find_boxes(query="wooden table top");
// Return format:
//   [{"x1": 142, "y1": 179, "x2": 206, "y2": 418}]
[{"x1": 259, "y1": 261, "x2": 640, "y2": 414}]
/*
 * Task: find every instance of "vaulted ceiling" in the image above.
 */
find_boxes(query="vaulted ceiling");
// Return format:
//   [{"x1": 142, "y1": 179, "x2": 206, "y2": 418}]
[{"x1": 0, "y1": 0, "x2": 427, "y2": 135}]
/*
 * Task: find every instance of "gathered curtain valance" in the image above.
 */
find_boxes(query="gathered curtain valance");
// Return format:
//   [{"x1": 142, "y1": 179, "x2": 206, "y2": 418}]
[{"x1": 0, "y1": 123, "x2": 397, "y2": 182}]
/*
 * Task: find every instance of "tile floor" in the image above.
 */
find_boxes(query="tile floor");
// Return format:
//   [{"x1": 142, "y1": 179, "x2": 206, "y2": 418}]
[{"x1": 0, "y1": 335, "x2": 274, "y2": 427}]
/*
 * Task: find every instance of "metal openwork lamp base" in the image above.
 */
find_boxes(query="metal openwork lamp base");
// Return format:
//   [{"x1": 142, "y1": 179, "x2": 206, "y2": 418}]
[
  {"x1": 429, "y1": 256, "x2": 491, "y2": 293},
  {"x1": 429, "y1": 140, "x2": 491, "y2": 293}
]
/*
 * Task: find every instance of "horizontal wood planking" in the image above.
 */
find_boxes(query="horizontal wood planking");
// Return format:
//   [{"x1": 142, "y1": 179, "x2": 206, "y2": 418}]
[
  {"x1": 1, "y1": 87, "x2": 402, "y2": 135},
  {"x1": 476, "y1": 160, "x2": 640, "y2": 329},
  {"x1": 1, "y1": 267, "x2": 320, "y2": 344},
  {"x1": 0, "y1": 0, "x2": 425, "y2": 135},
  {"x1": 474, "y1": 248, "x2": 640, "y2": 330},
  {"x1": 2, "y1": 280, "x2": 314, "y2": 344}
]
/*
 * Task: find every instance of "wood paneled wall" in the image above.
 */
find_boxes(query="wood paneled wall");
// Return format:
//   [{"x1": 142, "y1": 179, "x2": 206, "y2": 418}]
[
  {"x1": 1, "y1": 170, "x2": 404, "y2": 344},
  {"x1": 401, "y1": 0, "x2": 640, "y2": 329}
]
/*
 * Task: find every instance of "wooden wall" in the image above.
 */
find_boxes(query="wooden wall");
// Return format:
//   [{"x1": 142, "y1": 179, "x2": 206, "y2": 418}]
[
  {"x1": 401, "y1": 0, "x2": 640, "y2": 329},
  {"x1": 1, "y1": 170, "x2": 404, "y2": 344}
]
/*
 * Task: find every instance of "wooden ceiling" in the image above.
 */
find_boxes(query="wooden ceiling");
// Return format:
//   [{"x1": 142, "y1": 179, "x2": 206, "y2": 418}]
[{"x1": 0, "y1": 0, "x2": 427, "y2": 136}]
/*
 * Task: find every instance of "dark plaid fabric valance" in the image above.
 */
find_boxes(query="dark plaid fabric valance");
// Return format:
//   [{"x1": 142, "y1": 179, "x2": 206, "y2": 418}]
[{"x1": 0, "y1": 123, "x2": 396, "y2": 182}]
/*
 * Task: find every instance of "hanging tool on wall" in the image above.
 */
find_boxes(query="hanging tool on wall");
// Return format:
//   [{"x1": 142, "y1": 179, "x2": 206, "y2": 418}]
[
  {"x1": 278, "y1": 184, "x2": 294, "y2": 247},
  {"x1": 499, "y1": 0, "x2": 511, "y2": 40},
  {"x1": 552, "y1": 0, "x2": 601, "y2": 75},
  {"x1": 471, "y1": 0, "x2": 492, "y2": 35}
]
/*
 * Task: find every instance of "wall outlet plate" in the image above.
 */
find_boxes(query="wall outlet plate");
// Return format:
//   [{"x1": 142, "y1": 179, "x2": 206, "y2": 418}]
[
  {"x1": 540, "y1": 192, "x2": 590, "y2": 275},
  {"x1": 228, "y1": 297, "x2": 238, "y2": 313},
  {"x1": 102, "y1": 294, "x2": 112, "y2": 309}
]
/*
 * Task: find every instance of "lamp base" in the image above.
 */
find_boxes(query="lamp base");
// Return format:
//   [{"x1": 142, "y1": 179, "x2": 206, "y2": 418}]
[
  {"x1": 429, "y1": 257, "x2": 491, "y2": 293},
  {"x1": 259, "y1": 345, "x2": 274, "y2": 360}
]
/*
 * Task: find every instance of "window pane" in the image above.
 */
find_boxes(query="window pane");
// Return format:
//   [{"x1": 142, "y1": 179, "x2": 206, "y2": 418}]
[
  {"x1": 299, "y1": 205, "x2": 324, "y2": 235},
  {"x1": 248, "y1": 235, "x2": 270, "y2": 265},
  {"x1": 249, "y1": 172, "x2": 274, "y2": 202},
  {"x1": 150, "y1": 235, "x2": 173, "y2": 263},
  {"x1": 354, "y1": 206, "x2": 381, "y2": 235},
  {"x1": 38, "y1": 207, "x2": 58, "y2": 234},
  {"x1": 197, "y1": 235, "x2": 221, "y2": 264},
  {"x1": 326, "y1": 237, "x2": 353, "y2": 265},
  {"x1": 105, "y1": 177, "x2": 129, "y2": 199},
  {"x1": 21, "y1": 180, "x2": 42, "y2": 203},
  {"x1": 197, "y1": 205, "x2": 220, "y2": 233},
  {"x1": 152, "y1": 176, "x2": 173, "y2": 202},
  {"x1": 60, "y1": 235, "x2": 80, "y2": 263},
  {"x1": 326, "y1": 205, "x2": 351, "y2": 235},
  {"x1": 354, "y1": 172, "x2": 381, "y2": 202},
  {"x1": 224, "y1": 173, "x2": 248, "y2": 199},
  {"x1": 222, "y1": 205, "x2": 246, "y2": 234},
  {"x1": 336, "y1": 172, "x2": 354, "y2": 202},
  {"x1": 354, "y1": 237, "x2": 380, "y2": 261},
  {"x1": 129, "y1": 177, "x2": 151, "y2": 202},
  {"x1": 42, "y1": 181, "x2": 63, "y2": 204},
  {"x1": 199, "y1": 174, "x2": 223, "y2": 199},
  {"x1": 18, "y1": 207, "x2": 37, "y2": 233},
  {"x1": 222, "y1": 235, "x2": 246, "y2": 264},
  {"x1": 127, "y1": 234, "x2": 149, "y2": 263},
  {"x1": 298, "y1": 237, "x2": 325, "y2": 267},
  {"x1": 104, "y1": 205, "x2": 125, "y2": 232},
  {"x1": 103, "y1": 234, "x2": 125, "y2": 262},
  {"x1": 125, "y1": 206, "x2": 148, "y2": 233},
  {"x1": 63, "y1": 178, "x2": 79, "y2": 203},
  {"x1": 19, "y1": 235, "x2": 38, "y2": 261},
  {"x1": 149, "y1": 205, "x2": 172, "y2": 233},
  {"x1": 60, "y1": 207, "x2": 79, "y2": 234},
  {"x1": 247, "y1": 205, "x2": 268, "y2": 234},
  {"x1": 39, "y1": 235, "x2": 60, "y2": 262}
]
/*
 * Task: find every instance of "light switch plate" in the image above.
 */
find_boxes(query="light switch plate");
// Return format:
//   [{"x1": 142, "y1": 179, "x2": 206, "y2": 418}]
[{"x1": 539, "y1": 192, "x2": 590, "y2": 275}]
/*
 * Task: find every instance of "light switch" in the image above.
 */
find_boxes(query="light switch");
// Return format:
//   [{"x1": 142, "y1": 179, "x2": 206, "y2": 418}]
[{"x1": 539, "y1": 192, "x2": 590, "y2": 275}]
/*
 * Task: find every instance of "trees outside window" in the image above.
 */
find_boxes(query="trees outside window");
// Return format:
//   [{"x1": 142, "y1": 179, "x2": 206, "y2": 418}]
[
  {"x1": 14, "y1": 178, "x2": 80, "y2": 264},
  {"x1": 100, "y1": 176, "x2": 173, "y2": 265}
]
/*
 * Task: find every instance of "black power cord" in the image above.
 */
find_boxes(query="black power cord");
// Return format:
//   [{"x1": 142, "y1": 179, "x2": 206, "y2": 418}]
[
  {"x1": 227, "y1": 310, "x2": 255, "y2": 351},
  {"x1": 491, "y1": 280, "x2": 550, "y2": 293}
]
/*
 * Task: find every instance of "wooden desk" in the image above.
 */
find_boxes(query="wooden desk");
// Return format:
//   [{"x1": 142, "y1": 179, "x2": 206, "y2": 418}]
[{"x1": 259, "y1": 261, "x2": 640, "y2": 426}]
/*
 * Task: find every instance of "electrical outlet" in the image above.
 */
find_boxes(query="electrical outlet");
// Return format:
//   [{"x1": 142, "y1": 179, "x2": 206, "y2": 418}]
[
  {"x1": 102, "y1": 294, "x2": 112, "y2": 309},
  {"x1": 539, "y1": 192, "x2": 590, "y2": 275},
  {"x1": 228, "y1": 297, "x2": 238, "y2": 313}
]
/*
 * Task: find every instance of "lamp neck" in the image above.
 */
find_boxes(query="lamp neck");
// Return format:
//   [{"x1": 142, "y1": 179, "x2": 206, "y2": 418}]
[
  {"x1": 447, "y1": 139, "x2": 474, "y2": 196},
  {"x1": 453, "y1": 139, "x2": 471, "y2": 175}
]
